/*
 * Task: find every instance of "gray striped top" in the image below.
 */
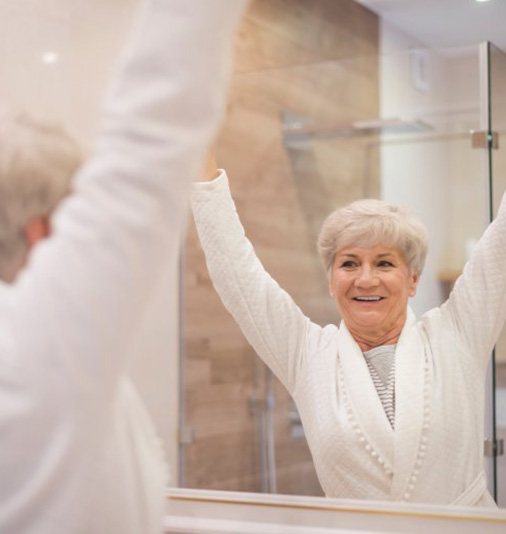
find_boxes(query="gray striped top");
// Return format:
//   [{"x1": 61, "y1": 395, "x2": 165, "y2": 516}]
[{"x1": 363, "y1": 345, "x2": 396, "y2": 428}]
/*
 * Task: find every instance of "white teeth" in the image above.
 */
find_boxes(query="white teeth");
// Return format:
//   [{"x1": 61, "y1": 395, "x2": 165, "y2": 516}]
[{"x1": 354, "y1": 296, "x2": 382, "y2": 301}]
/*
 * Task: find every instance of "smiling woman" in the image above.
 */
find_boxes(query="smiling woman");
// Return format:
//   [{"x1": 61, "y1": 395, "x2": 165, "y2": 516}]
[{"x1": 191, "y1": 152, "x2": 506, "y2": 508}]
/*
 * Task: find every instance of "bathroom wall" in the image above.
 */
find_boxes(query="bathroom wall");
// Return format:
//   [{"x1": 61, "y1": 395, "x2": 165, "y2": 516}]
[
  {"x1": 378, "y1": 21, "x2": 486, "y2": 316},
  {"x1": 182, "y1": 0, "x2": 380, "y2": 494}
]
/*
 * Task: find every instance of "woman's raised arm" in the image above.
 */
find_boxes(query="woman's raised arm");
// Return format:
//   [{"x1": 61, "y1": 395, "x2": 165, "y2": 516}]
[
  {"x1": 442, "y1": 192, "x2": 506, "y2": 367},
  {"x1": 191, "y1": 168, "x2": 315, "y2": 395}
]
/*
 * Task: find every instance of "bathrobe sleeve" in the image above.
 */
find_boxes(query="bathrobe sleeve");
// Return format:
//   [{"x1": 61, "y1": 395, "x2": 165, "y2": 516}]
[
  {"x1": 3, "y1": 0, "x2": 248, "y2": 401},
  {"x1": 191, "y1": 171, "x2": 311, "y2": 394},
  {"x1": 443, "y1": 192, "x2": 506, "y2": 365}
]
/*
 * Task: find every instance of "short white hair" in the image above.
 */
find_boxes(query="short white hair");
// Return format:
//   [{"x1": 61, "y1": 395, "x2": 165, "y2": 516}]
[
  {"x1": 0, "y1": 113, "x2": 82, "y2": 280},
  {"x1": 317, "y1": 198, "x2": 428, "y2": 276}
]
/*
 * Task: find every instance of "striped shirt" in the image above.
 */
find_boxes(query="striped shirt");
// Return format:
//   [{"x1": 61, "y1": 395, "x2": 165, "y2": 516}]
[{"x1": 363, "y1": 345, "x2": 396, "y2": 428}]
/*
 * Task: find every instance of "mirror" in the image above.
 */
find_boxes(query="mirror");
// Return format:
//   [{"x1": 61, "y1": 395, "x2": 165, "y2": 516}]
[{"x1": 181, "y1": 0, "x2": 506, "y2": 509}]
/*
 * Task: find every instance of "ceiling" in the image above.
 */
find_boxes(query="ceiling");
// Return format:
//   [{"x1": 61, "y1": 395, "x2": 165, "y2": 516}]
[{"x1": 356, "y1": 0, "x2": 506, "y2": 52}]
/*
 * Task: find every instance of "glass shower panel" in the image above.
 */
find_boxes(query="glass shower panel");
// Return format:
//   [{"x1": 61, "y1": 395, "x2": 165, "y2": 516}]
[{"x1": 489, "y1": 43, "x2": 506, "y2": 507}]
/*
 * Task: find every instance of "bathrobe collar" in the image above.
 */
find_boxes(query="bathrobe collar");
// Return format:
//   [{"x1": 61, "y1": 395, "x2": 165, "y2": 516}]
[{"x1": 338, "y1": 307, "x2": 427, "y2": 497}]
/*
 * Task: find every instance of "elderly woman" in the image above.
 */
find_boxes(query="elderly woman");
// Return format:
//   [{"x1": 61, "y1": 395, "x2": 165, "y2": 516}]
[{"x1": 191, "y1": 158, "x2": 503, "y2": 508}]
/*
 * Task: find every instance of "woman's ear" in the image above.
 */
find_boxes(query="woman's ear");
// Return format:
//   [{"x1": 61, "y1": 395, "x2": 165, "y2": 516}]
[
  {"x1": 24, "y1": 215, "x2": 51, "y2": 251},
  {"x1": 409, "y1": 271, "x2": 420, "y2": 297}
]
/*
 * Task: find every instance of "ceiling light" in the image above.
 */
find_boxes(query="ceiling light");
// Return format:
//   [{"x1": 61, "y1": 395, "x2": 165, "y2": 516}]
[{"x1": 42, "y1": 52, "x2": 59, "y2": 65}]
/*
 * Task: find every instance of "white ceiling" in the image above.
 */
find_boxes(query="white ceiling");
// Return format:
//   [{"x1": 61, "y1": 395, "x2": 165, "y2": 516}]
[{"x1": 357, "y1": 0, "x2": 506, "y2": 52}]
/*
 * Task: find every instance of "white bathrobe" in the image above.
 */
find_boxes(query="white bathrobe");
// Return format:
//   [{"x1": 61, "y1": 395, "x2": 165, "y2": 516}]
[
  {"x1": 191, "y1": 171, "x2": 505, "y2": 507},
  {"x1": 0, "y1": 2, "x2": 247, "y2": 533}
]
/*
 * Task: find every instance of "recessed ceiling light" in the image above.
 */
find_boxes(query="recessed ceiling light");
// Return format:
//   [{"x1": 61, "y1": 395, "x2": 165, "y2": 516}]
[
  {"x1": 42, "y1": 52, "x2": 59, "y2": 64},
  {"x1": 475, "y1": 0, "x2": 492, "y2": 3}
]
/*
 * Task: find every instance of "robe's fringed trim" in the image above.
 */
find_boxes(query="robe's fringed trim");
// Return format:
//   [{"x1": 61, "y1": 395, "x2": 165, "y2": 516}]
[
  {"x1": 337, "y1": 364, "x2": 394, "y2": 476},
  {"x1": 402, "y1": 351, "x2": 431, "y2": 501},
  {"x1": 338, "y1": 351, "x2": 432, "y2": 501}
]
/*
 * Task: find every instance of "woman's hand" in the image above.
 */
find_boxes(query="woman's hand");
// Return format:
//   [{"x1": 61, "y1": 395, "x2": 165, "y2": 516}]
[{"x1": 201, "y1": 150, "x2": 220, "y2": 181}]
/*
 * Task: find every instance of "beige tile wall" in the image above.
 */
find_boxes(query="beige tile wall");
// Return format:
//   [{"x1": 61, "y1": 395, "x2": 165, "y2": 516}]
[{"x1": 182, "y1": 0, "x2": 380, "y2": 495}]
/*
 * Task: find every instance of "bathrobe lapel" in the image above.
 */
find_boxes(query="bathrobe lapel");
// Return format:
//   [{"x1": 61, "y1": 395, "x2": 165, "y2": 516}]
[
  {"x1": 338, "y1": 307, "x2": 427, "y2": 498},
  {"x1": 390, "y1": 307, "x2": 426, "y2": 499},
  {"x1": 338, "y1": 321, "x2": 394, "y2": 469}
]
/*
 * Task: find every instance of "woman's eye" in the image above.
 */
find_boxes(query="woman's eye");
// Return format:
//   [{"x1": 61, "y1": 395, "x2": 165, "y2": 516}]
[
  {"x1": 377, "y1": 260, "x2": 394, "y2": 268},
  {"x1": 341, "y1": 260, "x2": 357, "y2": 268}
]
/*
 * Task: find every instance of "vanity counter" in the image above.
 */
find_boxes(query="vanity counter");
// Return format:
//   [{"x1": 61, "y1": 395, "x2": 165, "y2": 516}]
[{"x1": 165, "y1": 488, "x2": 506, "y2": 533}]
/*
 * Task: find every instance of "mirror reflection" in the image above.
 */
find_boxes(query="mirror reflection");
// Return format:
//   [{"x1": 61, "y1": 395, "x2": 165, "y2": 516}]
[{"x1": 181, "y1": 0, "x2": 506, "y2": 508}]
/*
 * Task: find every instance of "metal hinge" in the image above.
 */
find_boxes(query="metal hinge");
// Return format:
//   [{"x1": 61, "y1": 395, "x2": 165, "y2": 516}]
[
  {"x1": 471, "y1": 130, "x2": 499, "y2": 149},
  {"x1": 484, "y1": 438, "x2": 504, "y2": 457}
]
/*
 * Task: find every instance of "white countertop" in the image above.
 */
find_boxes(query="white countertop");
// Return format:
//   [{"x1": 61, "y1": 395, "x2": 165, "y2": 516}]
[{"x1": 165, "y1": 488, "x2": 506, "y2": 533}]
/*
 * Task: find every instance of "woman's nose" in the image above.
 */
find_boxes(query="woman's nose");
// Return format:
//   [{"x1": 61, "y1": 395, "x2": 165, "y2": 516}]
[{"x1": 354, "y1": 266, "x2": 378, "y2": 287}]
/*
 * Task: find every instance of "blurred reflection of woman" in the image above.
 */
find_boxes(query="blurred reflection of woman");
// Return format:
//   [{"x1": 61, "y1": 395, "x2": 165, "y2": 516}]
[{"x1": 191, "y1": 155, "x2": 502, "y2": 507}]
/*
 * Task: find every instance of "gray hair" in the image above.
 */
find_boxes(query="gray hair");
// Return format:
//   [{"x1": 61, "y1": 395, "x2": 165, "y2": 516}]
[
  {"x1": 317, "y1": 198, "x2": 428, "y2": 276},
  {"x1": 0, "y1": 113, "x2": 82, "y2": 281}
]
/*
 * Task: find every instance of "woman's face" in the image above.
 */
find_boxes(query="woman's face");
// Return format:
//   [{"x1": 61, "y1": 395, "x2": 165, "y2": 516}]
[{"x1": 329, "y1": 244, "x2": 419, "y2": 340}]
